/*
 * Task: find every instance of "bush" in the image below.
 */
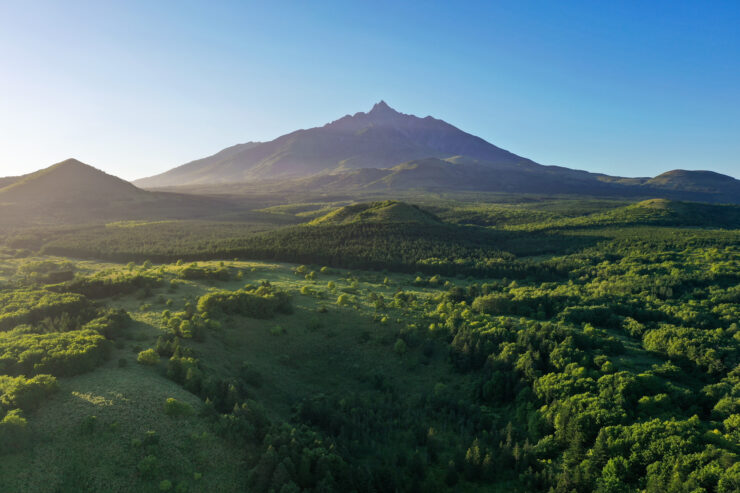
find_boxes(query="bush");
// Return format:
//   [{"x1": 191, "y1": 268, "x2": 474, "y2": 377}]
[
  {"x1": 196, "y1": 287, "x2": 292, "y2": 319},
  {"x1": 137, "y1": 349, "x2": 159, "y2": 366},
  {"x1": 164, "y1": 397, "x2": 193, "y2": 417},
  {"x1": 0, "y1": 410, "x2": 28, "y2": 453},
  {"x1": 137, "y1": 455, "x2": 158, "y2": 478},
  {"x1": 0, "y1": 374, "x2": 58, "y2": 412},
  {"x1": 80, "y1": 415, "x2": 98, "y2": 434},
  {"x1": 0, "y1": 330, "x2": 108, "y2": 376},
  {"x1": 394, "y1": 339, "x2": 408, "y2": 355}
]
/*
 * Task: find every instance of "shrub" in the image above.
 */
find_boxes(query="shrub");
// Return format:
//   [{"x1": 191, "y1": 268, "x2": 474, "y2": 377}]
[
  {"x1": 164, "y1": 397, "x2": 193, "y2": 417},
  {"x1": 0, "y1": 410, "x2": 28, "y2": 453},
  {"x1": 137, "y1": 455, "x2": 158, "y2": 478},
  {"x1": 394, "y1": 339, "x2": 408, "y2": 355},
  {"x1": 196, "y1": 287, "x2": 292, "y2": 319},
  {"x1": 269, "y1": 325, "x2": 286, "y2": 336},
  {"x1": 0, "y1": 374, "x2": 58, "y2": 411},
  {"x1": 80, "y1": 415, "x2": 98, "y2": 434},
  {"x1": 137, "y1": 349, "x2": 159, "y2": 365}
]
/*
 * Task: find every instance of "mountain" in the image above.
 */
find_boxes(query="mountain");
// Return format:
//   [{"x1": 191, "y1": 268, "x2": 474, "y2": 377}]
[
  {"x1": 135, "y1": 101, "x2": 539, "y2": 187},
  {"x1": 134, "y1": 101, "x2": 740, "y2": 203}
]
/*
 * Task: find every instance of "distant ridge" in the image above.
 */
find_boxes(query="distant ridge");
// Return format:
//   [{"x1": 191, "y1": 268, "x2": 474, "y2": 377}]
[{"x1": 646, "y1": 169, "x2": 740, "y2": 192}]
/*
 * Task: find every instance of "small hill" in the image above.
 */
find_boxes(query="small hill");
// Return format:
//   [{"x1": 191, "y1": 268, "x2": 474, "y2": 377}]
[
  {"x1": 0, "y1": 158, "x2": 145, "y2": 206},
  {"x1": 0, "y1": 159, "x2": 249, "y2": 228},
  {"x1": 646, "y1": 169, "x2": 740, "y2": 193},
  {"x1": 310, "y1": 201, "x2": 441, "y2": 225}
]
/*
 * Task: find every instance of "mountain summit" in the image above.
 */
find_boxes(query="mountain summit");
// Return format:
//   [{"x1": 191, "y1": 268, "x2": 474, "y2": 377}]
[{"x1": 135, "y1": 101, "x2": 535, "y2": 187}]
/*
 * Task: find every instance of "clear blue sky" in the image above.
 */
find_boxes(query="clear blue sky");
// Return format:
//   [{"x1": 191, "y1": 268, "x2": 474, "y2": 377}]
[{"x1": 1, "y1": 0, "x2": 738, "y2": 180}]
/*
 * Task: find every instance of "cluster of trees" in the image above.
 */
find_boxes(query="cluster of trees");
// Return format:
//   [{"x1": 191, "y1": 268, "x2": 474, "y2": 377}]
[
  {"x1": 0, "y1": 289, "x2": 93, "y2": 331},
  {"x1": 178, "y1": 263, "x2": 231, "y2": 281},
  {"x1": 0, "y1": 328, "x2": 108, "y2": 376},
  {"x1": 0, "y1": 374, "x2": 58, "y2": 453},
  {"x1": 50, "y1": 270, "x2": 162, "y2": 299},
  {"x1": 196, "y1": 284, "x2": 292, "y2": 319}
]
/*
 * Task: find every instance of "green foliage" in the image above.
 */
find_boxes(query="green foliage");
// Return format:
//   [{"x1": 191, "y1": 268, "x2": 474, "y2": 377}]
[
  {"x1": 178, "y1": 263, "x2": 230, "y2": 281},
  {"x1": 2, "y1": 196, "x2": 740, "y2": 491},
  {"x1": 0, "y1": 330, "x2": 108, "y2": 376},
  {"x1": 0, "y1": 409, "x2": 29, "y2": 453},
  {"x1": 50, "y1": 271, "x2": 162, "y2": 299},
  {"x1": 0, "y1": 289, "x2": 92, "y2": 332},
  {"x1": 196, "y1": 285, "x2": 292, "y2": 319},
  {"x1": 0, "y1": 374, "x2": 58, "y2": 414},
  {"x1": 137, "y1": 348, "x2": 159, "y2": 366},
  {"x1": 163, "y1": 397, "x2": 193, "y2": 417}
]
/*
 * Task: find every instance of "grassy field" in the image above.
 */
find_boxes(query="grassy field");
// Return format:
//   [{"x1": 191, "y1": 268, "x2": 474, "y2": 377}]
[{"x1": 0, "y1": 258, "x2": 480, "y2": 491}]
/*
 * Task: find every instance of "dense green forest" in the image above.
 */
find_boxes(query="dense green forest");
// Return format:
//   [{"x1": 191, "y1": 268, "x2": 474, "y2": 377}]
[{"x1": 0, "y1": 197, "x2": 738, "y2": 492}]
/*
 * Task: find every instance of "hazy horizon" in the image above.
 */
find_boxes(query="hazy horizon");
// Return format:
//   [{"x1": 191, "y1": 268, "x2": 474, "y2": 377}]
[{"x1": 2, "y1": 1, "x2": 739, "y2": 181}]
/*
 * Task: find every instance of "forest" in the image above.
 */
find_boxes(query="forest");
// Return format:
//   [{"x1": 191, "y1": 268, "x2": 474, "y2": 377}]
[{"x1": 0, "y1": 196, "x2": 737, "y2": 492}]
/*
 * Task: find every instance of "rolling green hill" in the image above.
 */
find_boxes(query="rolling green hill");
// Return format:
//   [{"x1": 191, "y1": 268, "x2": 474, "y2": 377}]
[{"x1": 309, "y1": 201, "x2": 441, "y2": 225}]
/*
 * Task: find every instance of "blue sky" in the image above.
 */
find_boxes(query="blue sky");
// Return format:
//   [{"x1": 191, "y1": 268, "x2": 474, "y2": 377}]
[{"x1": 1, "y1": 0, "x2": 738, "y2": 180}]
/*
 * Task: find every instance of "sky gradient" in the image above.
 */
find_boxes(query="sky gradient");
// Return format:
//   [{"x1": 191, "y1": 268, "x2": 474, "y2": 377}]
[{"x1": 1, "y1": 0, "x2": 738, "y2": 180}]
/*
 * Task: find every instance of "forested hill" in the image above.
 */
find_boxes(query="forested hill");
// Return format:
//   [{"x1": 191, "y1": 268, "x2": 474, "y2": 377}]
[{"x1": 513, "y1": 199, "x2": 740, "y2": 231}]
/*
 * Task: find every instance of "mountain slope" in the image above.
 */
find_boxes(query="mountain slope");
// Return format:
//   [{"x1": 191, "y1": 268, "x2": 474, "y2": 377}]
[{"x1": 135, "y1": 101, "x2": 539, "y2": 187}]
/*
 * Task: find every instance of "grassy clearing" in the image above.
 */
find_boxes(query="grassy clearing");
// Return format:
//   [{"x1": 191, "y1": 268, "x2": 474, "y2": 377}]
[{"x1": 0, "y1": 365, "x2": 245, "y2": 492}]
